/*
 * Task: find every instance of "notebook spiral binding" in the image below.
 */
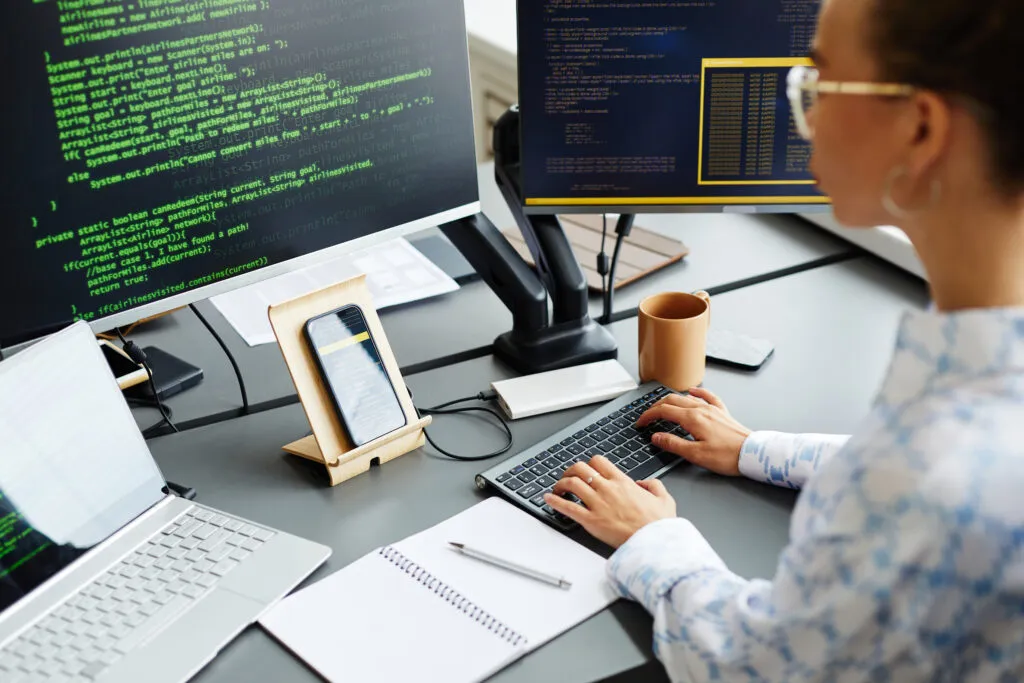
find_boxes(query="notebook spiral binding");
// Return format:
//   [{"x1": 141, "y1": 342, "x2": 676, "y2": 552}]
[{"x1": 379, "y1": 546, "x2": 527, "y2": 648}]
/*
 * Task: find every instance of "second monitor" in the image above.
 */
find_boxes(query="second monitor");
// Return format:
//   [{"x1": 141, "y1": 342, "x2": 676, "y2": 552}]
[{"x1": 516, "y1": 0, "x2": 828, "y2": 213}]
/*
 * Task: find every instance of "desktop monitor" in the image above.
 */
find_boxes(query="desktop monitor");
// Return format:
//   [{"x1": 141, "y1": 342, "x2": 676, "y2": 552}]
[
  {"x1": 515, "y1": 0, "x2": 828, "y2": 214},
  {"x1": 0, "y1": 0, "x2": 479, "y2": 348}
]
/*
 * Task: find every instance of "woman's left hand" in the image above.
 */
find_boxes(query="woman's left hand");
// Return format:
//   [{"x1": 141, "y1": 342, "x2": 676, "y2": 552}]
[{"x1": 544, "y1": 456, "x2": 677, "y2": 548}]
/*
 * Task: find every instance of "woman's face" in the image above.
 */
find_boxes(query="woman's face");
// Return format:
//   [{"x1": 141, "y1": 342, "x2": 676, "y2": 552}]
[{"x1": 808, "y1": 0, "x2": 915, "y2": 227}]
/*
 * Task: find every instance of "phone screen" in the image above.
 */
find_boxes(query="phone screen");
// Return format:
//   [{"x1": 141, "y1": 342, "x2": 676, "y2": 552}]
[{"x1": 305, "y1": 306, "x2": 407, "y2": 446}]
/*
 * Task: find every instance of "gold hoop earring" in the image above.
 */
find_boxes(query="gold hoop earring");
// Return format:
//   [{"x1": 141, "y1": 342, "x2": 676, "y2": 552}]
[{"x1": 882, "y1": 165, "x2": 942, "y2": 218}]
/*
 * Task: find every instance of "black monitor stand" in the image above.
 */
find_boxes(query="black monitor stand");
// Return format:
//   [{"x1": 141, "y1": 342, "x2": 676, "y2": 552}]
[{"x1": 439, "y1": 106, "x2": 617, "y2": 375}]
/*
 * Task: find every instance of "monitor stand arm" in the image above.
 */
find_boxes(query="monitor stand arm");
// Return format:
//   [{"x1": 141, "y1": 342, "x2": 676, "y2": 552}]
[{"x1": 439, "y1": 106, "x2": 617, "y2": 375}]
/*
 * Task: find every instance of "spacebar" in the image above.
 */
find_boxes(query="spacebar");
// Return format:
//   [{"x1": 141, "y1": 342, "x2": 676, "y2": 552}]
[{"x1": 627, "y1": 457, "x2": 670, "y2": 481}]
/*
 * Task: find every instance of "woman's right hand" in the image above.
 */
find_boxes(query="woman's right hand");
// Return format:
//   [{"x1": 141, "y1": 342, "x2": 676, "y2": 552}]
[{"x1": 635, "y1": 387, "x2": 752, "y2": 477}]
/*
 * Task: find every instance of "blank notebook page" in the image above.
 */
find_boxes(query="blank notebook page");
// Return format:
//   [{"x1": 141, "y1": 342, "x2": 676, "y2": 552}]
[
  {"x1": 259, "y1": 549, "x2": 521, "y2": 682},
  {"x1": 393, "y1": 497, "x2": 617, "y2": 649},
  {"x1": 259, "y1": 498, "x2": 616, "y2": 682}
]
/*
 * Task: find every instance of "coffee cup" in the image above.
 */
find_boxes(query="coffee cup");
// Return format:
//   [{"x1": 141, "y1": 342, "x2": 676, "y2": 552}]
[{"x1": 638, "y1": 291, "x2": 711, "y2": 391}]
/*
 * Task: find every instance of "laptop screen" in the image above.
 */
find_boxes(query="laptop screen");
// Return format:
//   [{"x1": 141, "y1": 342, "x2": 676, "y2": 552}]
[{"x1": 0, "y1": 322, "x2": 167, "y2": 613}]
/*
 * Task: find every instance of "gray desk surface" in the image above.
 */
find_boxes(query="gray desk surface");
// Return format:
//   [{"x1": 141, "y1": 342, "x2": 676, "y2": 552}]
[
  {"x1": 127, "y1": 164, "x2": 855, "y2": 433},
  {"x1": 147, "y1": 257, "x2": 927, "y2": 683}
]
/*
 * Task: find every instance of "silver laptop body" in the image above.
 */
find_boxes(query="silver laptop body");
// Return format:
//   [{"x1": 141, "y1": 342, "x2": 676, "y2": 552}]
[{"x1": 0, "y1": 322, "x2": 331, "y2": 682}]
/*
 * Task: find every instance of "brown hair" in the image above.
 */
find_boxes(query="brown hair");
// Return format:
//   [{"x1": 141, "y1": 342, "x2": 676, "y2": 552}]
[{"x1": 869, "y1": 1, "x2": 1024, "y2": 194}]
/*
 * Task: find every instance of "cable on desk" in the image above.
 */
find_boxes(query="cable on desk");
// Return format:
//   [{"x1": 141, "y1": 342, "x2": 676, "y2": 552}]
[
  {"x1": 601, "y1": 214, "x2": 634, "y2": 325},
  {"x1": 116, "y1": 327, "x2": 179, "y2": 436},
  {"x1": 597, "y1": 213, "x2": 610, "y2": 302},
  {"x1": 189, "y1": 304, "x2": 249, "y2": 416},
  {"x1": 414, "y1": 390, "x2": 513, "y2": 462}
]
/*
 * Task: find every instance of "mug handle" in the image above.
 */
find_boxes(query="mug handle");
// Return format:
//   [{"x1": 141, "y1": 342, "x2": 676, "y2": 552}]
[{"x1": 694, "y1": 290, "x2": 711, "y2": 328}]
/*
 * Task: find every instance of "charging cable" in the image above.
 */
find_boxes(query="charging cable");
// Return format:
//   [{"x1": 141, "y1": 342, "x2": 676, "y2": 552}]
[
  {"x1": 115, "y1": 328, "x2": 179, "y2": 436},
  {"x1": 413, "y1": 389, "x2": 513, "y2": 462}
]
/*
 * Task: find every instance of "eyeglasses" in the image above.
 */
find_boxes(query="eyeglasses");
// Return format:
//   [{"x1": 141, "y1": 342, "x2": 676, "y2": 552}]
[{"x1": 786, "y1": 65, "x2": 915, "y2": 140}]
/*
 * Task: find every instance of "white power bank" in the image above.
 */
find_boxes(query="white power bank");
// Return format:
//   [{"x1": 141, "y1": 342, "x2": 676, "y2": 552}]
[{"x1": 491, "y1": 359, "x2": 638, "y2": 420}]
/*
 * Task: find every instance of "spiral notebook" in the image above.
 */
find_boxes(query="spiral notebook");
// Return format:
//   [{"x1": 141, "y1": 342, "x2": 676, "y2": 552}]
[{"x1": 259, "y1": 497, "x2": 617, "y2": 682}]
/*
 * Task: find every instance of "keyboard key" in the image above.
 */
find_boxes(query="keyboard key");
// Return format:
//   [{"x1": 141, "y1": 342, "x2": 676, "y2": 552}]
[
  {"x1": 629, "y1": 457, "x2": 667, "y2": 481},
  {"x1": 239, "y1": 524, "x2": 259, "y2": 537},
  {"x1": 555, "y1": 450, "x2": 574, "y2": 462},
  {"x1": 584, "y1": 424, "x2": 600, "y2": 433},
  {"x1": 210, "y1": 514, "x2": 229, "y2": 527},
  {"x1": 536, "y1": 475, "x2": 556, "y2": 488},
  {"x1": 153, "y1": 591, "x2": 174, "y2": 606},
  {"x1": 566, "y1": 444, "x2": 584, "y2": 455},
  {"x1": 542, "y1": 504, "x2": 557, "y2": 516},
  {"x1": 196, "y1": 574, "x2": 218, "y2": 589},
  {"x1": 241, "y1": 539, "x2": 261, "y2": 553},
  {"x1": 182, "y1": 569, "x2": 203, "y2": 584},
  {"x1": 496, "y1": 472, "x2": 511, "y2": 483},
  {"x1": 530, "y1": 494, "x2": 546, "y2": 507},
  {"x1": 596, "y1": 417, "x2": 610, "y2": 426},
  {"x1": 230, "y1": 549, "x2": 251, "y2": 563},
  {"x1": 608, "y1": 435, "x2": 627, "y2": 446},
  {"x1": 612, "y1": 446, "x2": 631, "y2": 459},
  {"x1": 208, "y1": 544, "x2": 234, "y2": 563},
  {"x1": 200, "y1": 531, "x2": 231, "y2": 552},
  {"x1": 113, "y1": 596, "x2": 191, "y2": 655},
  {"x1": 529, "y1": 465, "x2": 547, "y2": 477},
  {"x1": 518, "y1": 483, "x2": 542, "y2": 499},
  {"x1": 509, "y1": 465, "x2": 525, "y2": 476},
  {"x1": 192, "y1": 524, "x2": 217, "y2": 541},
  {"x1": 521, "y1": 457, "x2": 537, "y2": 468},
  {"x1": 517, "y1": 471, "x2": 537, "y2": 484},
  {"x1": 224, "y1": 520, "x2": 243, "y2": 532},
  {"x1": 541, "y1": 456, "x2": 559, "y2": 469},
  {"x1": 619, "y1": 457, "x2": 640, "y2": 471},
  {"x1": 626, "y1": 439, "x2": 645, "y2": 453},
  {"x1": 547, "y1": 444, "x2": 563, "y2": 453},
  {"x1": 613, "y1": 418, "x2": 630, "y2": 429},
  {"x1": 210, "y1": 560, "x2": 238, "y2": 577},
  {"x1": 559, "y1": 437, "x2": 574, "y2": 447},
  {"x1": 503, "y1": 478, "x2": 525, "y2": 491},
  {"x1": 572, "y1": 430, "x2": 586, "y2": 439},
  {"x1": 180, "y1": 537, "x2": 202, "y2": 550},
  {"x1": 601, "y1": 425, "x2": 617, "y2": 436},
  {"x1": 254, "y1": 529, "x2": 274, "y2": 542},
  {"x1": 578, "y1": 436, "x2": 597, "y2": 448},
  {"x1": 595, "y1": 441, "x2": 615, "y2": 454},
  {"x1": 183, "y1": 584, "x2": 205, "y2": 600}
]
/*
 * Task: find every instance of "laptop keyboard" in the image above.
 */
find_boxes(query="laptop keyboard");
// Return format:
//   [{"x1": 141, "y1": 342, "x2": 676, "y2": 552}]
[
  {"x1": 487, "y1": 384, "x2": 692, "y2": 529},
  {"x1": 0, "y1": 507, "x2": 274, "y2": 683}
]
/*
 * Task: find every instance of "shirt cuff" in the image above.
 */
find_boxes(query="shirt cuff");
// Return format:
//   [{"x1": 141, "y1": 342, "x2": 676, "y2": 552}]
[
  {"x1": 738, "y1": 430, "x2": 790, "y2": 485},
  {"x1": 606, "y1": 517, "x2": 729, "y2": 614}
]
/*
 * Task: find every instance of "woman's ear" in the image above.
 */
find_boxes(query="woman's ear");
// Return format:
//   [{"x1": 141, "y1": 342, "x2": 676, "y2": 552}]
[{"x1": 906, "y1": 91, "x2": 952, "y2": 180}]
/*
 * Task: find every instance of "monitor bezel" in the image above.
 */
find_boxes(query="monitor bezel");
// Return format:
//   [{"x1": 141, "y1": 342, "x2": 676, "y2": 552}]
[
  {"x1": 2, "y1": 201, "x2": 480, "y2": 349},
  {"x1": 520, "y1": 201, "x2": 832, "y2": 215}
]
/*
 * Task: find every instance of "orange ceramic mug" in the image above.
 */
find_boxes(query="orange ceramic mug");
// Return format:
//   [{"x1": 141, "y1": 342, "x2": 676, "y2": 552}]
[{"x1": 638, "y1": 291, "x2": 711, "y2": 391}]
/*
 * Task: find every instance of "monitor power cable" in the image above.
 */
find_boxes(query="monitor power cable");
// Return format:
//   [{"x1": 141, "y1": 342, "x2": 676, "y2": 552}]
[
  {"x1": 413, "y1": 389, "x2": 513, "y2": 462},
  {"x1": 189, "y1": 304, "x2": 250, "y2": 416}
]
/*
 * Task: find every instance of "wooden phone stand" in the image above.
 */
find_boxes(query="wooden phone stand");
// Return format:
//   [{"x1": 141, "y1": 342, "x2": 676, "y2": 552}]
[{"x1": 268, "y1": 275, "x2": 430, "y2": 486}]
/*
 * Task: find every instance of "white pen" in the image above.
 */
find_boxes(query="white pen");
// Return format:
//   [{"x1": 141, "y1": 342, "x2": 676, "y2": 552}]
[{"x1": 448, "y1": 542, "x2": 572, "y2": 589}]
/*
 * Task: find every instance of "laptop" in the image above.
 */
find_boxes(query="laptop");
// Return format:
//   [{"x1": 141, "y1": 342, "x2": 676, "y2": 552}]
[{"x1": 0, "y1": 321, "x2": 331, "y2": 682}]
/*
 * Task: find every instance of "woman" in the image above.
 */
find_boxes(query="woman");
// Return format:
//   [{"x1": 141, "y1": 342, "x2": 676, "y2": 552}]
[{"x1": 544, "y1": 0, "x2": 1024, "y2": 679}]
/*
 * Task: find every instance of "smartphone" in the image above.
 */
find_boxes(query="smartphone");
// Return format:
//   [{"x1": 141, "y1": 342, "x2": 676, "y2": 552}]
[
  {"x1": 304, "y1": 304, "x2": 407, "y2": 447},
  {"x1": 706, "y1": 328, "x2": 774, "y2": 371}
]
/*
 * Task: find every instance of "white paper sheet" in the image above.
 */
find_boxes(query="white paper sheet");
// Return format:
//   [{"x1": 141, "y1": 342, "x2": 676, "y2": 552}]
[{"x1": 209, "y1": 237, "x2": 459, "y2": 346}]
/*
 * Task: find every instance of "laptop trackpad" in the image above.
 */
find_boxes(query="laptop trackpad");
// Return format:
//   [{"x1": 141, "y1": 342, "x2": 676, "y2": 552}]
[{"x1": 100, "y1": 588, "x2": 263, "y2": 683}]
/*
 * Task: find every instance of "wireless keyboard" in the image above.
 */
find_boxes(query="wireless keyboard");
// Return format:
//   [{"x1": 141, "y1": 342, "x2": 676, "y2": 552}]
[{"x1": 475, "y1": 382, "x2": 692, "y2": 530}]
